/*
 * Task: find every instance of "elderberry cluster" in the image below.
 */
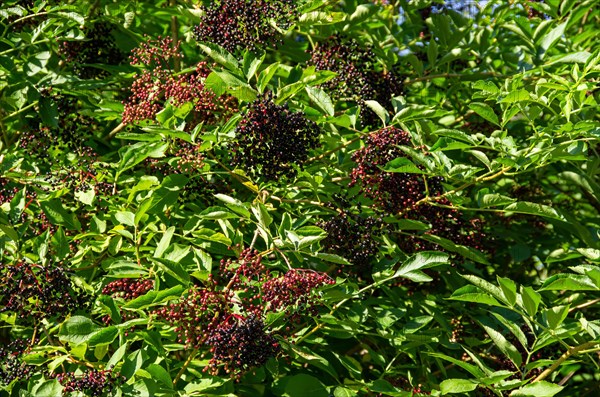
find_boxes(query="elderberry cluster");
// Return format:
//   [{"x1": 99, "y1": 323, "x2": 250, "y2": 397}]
[
  {"x1": 0, "y1": 261, "x2": 89, "y2": 323},
  {"x1": 193, "y1": 0, "x2": 297, "y2": 53},
  {"x1": 319, "y1": 211, "x2": 383, "y2": 274},
  {"x1": 55, "y1": 369, "x2": 123, "y2": 396},
  {"x1": 123, "y1": 37, "x2": 236, "y2": 126},
  {"x1": 153, "y1": 283, "x2": 229, "y2": 348},
  {"x1": 58, "y1": 21, "x2": 124, "y2": 79},
  {"x1": 154, "y1": 248, "x2": 333, "y2": 377},
  {"x1": 205, "y1": 314, "x2": 279, "y2": 377},
  {"x1": 101, "y1": 278, "x2": 154, "y2": 300},
  {"x1": 308, "y1": 35, "x2": 403, "y2": 126},
  {"x1": 350, "y1": 127, "x2": 484, "y2": 253},
  {"x1": 261, "y1": 269, "x2": 335, "y2": 320},
  {"x1": 231, "y1": 96, "x2": 321, "y2": 180},
  {"x1": 349, "y1": 126, "x2": 439, "y2": 214},
  {"x1": 0, "y1": 338, "x2": 35, "y2": 386}
]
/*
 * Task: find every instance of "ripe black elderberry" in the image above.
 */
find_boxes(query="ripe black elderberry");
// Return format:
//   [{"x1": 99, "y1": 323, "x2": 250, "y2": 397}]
[
  {"x1": 0, "y1": 261, "x2": 89, "y2": 323},
  {"x1": 205, "y1": 314, "x2": 279, "y2": 377},
  {"x1": 193, "y1": 0, "x2": 297, "y2": 53},
  {"x1": 0, "y1": 338, "x2": 35, "y2": 386},
  {"x1": 320, "y1": 211, "x2": 383, "y2": 275},
  {"x1": 58, "y1": 21, "x2": 124, "y2": 79},
  {"x1": 231, "y1": 95, "x2": 321, "y2": 180},
  {"x1": 56, "y1": 369, "x2": 123, "y2": 397},
  {"x1": 308, "y1": 35, "x2": 403, "y2": 126}
]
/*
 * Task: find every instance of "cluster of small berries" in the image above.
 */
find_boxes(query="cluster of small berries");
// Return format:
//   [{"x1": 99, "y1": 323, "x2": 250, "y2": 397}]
[
  {"x1": 58, "y1": 21, "x2": 124, "y2": 79},
  {"x1": 101, "y1": 278, "x2": 154, "y2": 300},
  {"x1": 193, "y1": 0, "x2": 297, "y2": 53},
  {"x1": 308, "y1": 35, "x2": 403, "y2": 126},
  {"x1": 349, "y1": 127, "x2": 439, "y2": 214},
  {"x1": 55, "y1": 369, "x2": 124, "y2": 396},
  {"x1": 231, "y1": 96, "x2": 321, "y2": 180},
  {"x1": 205, "y1": 314, "x2": 279, "y2": 377},
  {"x1": 154, "y1": 248, "x2": 333, "y2": 376},
  {"x1": 261, "y1": 269, "x2": 335, "y2": 320},
  {"x1": 153, "y1": 282, "x2": 229, "y2": 348},
  {"x1": 320, "y1": 211, "x2": 383, "y2": 275},
  {"x1": 0, "y1": 261, "x2": 89, "y2": 322},
  {"x1": 123, "y1": 37, "x2": 236, "y2": 126},
  {"x1": 0, "y1": 338, "x2": 35, "y2": 386},
  {"x1": 349, "y1": 126, "x2": 484, "y2": 253}
]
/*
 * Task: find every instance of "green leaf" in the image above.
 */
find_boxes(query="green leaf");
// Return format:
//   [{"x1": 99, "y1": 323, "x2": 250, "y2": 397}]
[
  {"x1": 32, "y1": 379, "x2": 63, "y2": 397},
  {"x1": 539, "y1": 274, "x2": 598, "y2": 291},
  {"x1": 448, "y1": 285, "x2": 503, "y2": 307},
  {"x1": 427, "y1": 352, "x2": 485, "y2": 378},
  {"x1": 58, "y1": 316, "x2": 100, "y2": 345},
  {"x1": 440, "y1": 379, "x2": 478, "y2": 394},
  {"x1": 114, "y1": 211, "x2": 135, "y2": 227},
  {"x1": 40, "y1": 198, "x2": 81, "y2": 231},
  {"x1": 477, "y1": 193, "x2": 516, "y2": 208},
  {"x1": 509, "y1": 381, "x2": 564, "y2": 397},
  {"x1": 333, "y1": 387, "x2": 357, "y2": 397},
  {"x1": 363, "y1": 100, "x2": 388, "y2": 124},
  {"x1": 480, "y1": 323, "x2": 522, "y2": 368},
  {"x1": 298, "y1": 11, "x2": 345, "y2": 25},
  {"x1": 282, "y1": 374, "x2": 329, "y2": 397},
  {"x1": 214, "y1": 194, "x2": 251, "y2": 218},
  {"x1": 497, "y1": 276, "x2": 518, "y2": 306},
  {"x1": 124, "y1": 285, "x2": 185, "y2": 310},
  {"x1": 521, "y1": 286, "x2": 542, "y2": 316},
  {"x1": 461, "y1": 274, "x2": 505, "y2": 303},
  {"x1": 87, "y1": 326, "x2": 119, "y2": 346},
  {"x1": 544, "y1": 305, "x2": 570, "y2": 329},
  {"x1": 468, "y1": 102, "x2": 499, "y2": 126},
  {"x1": 428, "y1": 38, "x2": 438, "y2": 66},
  {"x1": 537, "y1": 21, "x2": 567, "y2": 60},
  {"x1": 383, "y1": 157, "x2": 426, "y2": 174},
  {"x1": 39, "y1": 95, "x2": 58, "y2": 129},
  {"x1": 116, "y1": 142, "x2": 168, "y2": 177},
  {"x1": 257, "y1": 62, "x2": 280, "y2": 93},
  {"x1": 312, "y1": 252, "x2": 351, "y2": 265},
  {"x1": 154, "y1": 226, "x2": 175, "y2": 259},
  {"x1": 197, "y1": 42, "x2": 239, "y2": 72},
  {"x1": 392, "y1": 251, "x2": 449, "y2": 282},
  {"x1": 152, "y1": 257, "x2": 190, "y2": 286},
  {"x1": 504, "y1": 201, "x2": 563, "y2": 220},
  {"x1": 500, "y1": 90, "x2": 531, "y2": 103},
  {"x1": 306, "y1": 86, "x2": 334, "y2": 116},
  {"x1": 146, "y1": 364, "x2": 173, "y2": 389}
]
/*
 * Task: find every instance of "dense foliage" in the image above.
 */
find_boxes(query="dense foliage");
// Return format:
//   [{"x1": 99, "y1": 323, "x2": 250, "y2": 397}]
[{"x1": 0, "y1": 0, "x2": 599, "y2": 396}]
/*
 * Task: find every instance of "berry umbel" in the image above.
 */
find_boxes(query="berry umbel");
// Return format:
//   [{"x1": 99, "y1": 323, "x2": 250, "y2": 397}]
[
  {"x1": 231, "y1": 95, "x2": 321, "y2": 180},
  {"x1": 193, "y1": 0, "x2": 297, "y2": 53}
]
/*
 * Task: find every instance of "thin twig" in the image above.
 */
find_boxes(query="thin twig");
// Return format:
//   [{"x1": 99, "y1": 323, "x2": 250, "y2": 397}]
[{"x1": 568, "y1": 298, "x2": 600, "y2": 313}]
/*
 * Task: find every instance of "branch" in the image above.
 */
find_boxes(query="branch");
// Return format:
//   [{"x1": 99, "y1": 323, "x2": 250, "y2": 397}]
[
  {"x1": 533, "y1": 341, "x2": 599, "y2": 383},
  {"x1": 173, "y1": 348, "x2": 198, "y2": 386}
]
